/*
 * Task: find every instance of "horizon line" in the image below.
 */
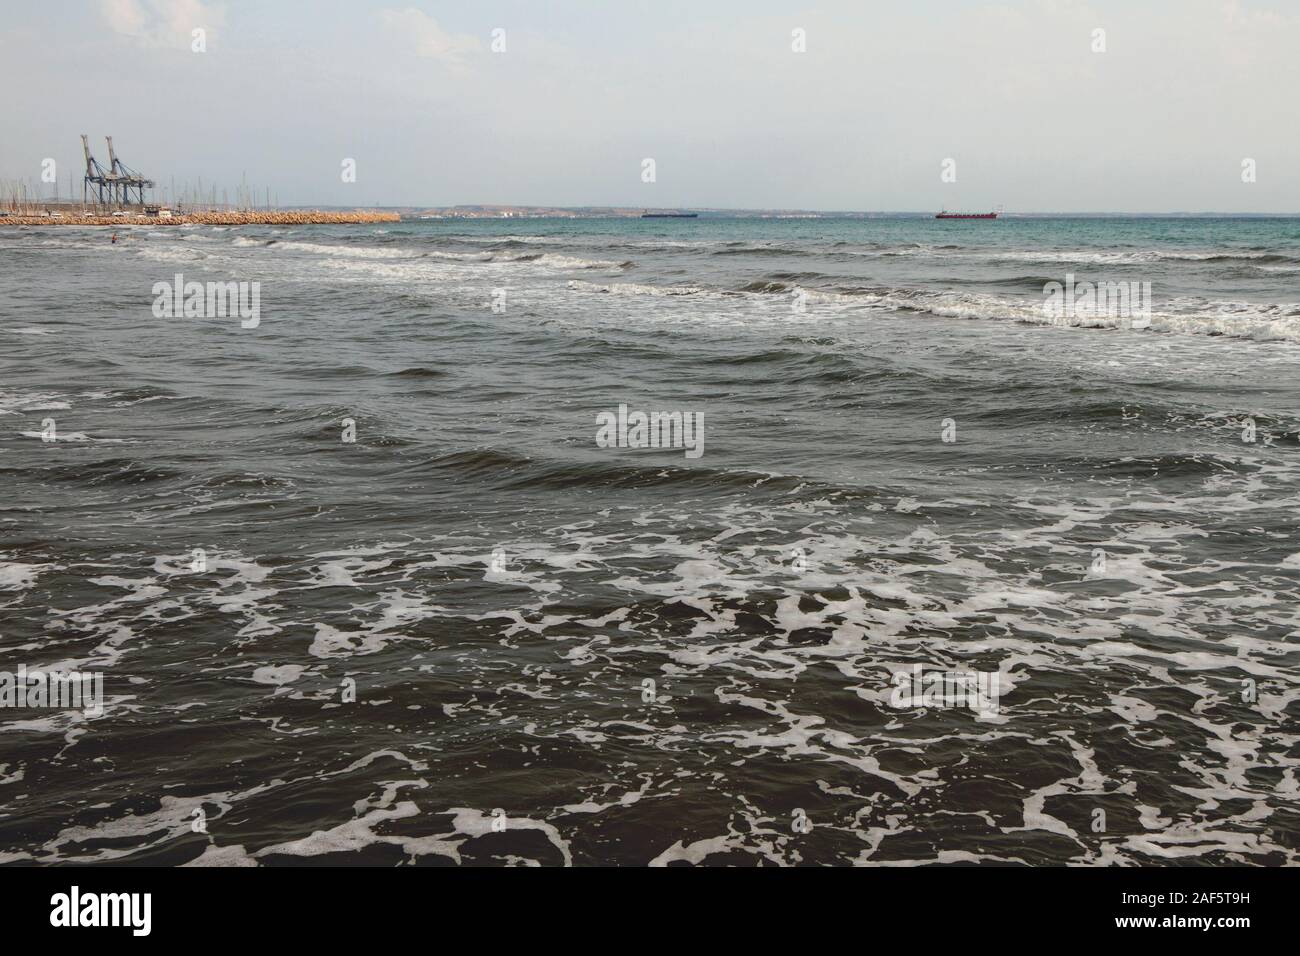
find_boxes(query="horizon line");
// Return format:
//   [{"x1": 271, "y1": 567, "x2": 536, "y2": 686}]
[{"x1": 358, "y1": 205, "x2": 1300, "y2": 217}]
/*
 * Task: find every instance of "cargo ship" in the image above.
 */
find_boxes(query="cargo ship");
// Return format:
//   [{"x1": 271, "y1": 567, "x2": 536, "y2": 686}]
[
  {"x1": 935, "y1": 211, "x2": 997, "y2": 219},
  {"x1": 641, "y1": 211, "x2": 698, "y2": 218}
]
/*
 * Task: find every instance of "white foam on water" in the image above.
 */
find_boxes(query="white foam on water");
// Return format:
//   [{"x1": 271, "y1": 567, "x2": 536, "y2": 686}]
[
  {"x1": 137, "y1": 246, "x2": 205, "y2": 263},
  {"x1": 569, "y1": 280, "x2": 703, "y2": 296},
  {"x1": 0, "y1": 560, "x2": 45, "y2": 592}
]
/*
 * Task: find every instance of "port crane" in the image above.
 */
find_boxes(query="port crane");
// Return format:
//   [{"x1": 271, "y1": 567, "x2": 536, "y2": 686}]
[{"x1": 81, "y1": 134, "x2": 154, "y2": 208}]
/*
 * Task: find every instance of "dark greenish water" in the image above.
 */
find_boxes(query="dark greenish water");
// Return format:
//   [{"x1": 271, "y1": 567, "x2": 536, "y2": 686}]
[{"x1": 1, "y1": 216, "x2": 1297, "y2": 865}]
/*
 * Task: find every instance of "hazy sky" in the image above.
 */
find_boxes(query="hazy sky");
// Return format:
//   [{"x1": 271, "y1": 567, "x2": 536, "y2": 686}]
[{"x1": 3, "y1": 0, "x2": 1298, "y2": 211}]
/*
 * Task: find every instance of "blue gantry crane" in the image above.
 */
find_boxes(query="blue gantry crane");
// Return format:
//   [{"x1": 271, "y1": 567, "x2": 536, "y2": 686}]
[{"x1": 81, "y1": 134, "x2": 154, "y2": 208}]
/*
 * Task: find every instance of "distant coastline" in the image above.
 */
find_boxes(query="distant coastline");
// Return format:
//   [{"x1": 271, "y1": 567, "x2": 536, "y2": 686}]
[{"x1": 0, "y1": 210, "x2": 400, "y2": 227}]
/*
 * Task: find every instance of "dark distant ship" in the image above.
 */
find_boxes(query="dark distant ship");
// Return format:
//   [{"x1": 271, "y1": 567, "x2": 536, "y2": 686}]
[
  {"x1": 641, "y1": 211, "x2": 698, "y2": 218},
  {"x1": 935, "y1": 211, "x2": 998, "y2": 219}
]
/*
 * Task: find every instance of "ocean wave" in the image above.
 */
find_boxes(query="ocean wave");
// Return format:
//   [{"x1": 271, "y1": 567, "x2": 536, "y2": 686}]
[
  {"x1": 568, "y1": 280, "x2": 702, "y2": 296},
  {"x1": 991, "y1": 249, "x2": 1300, "y2": 266},
  {"x1": 527, "y1": 253, "x2": 628, "y2": 270},
  {"x1": 2, "y1": 456, "x2": 188, "y2": 485},
  {"x1": 137, "y1": 246, "x2": 207, "y2": 263},
  {"x1": 407, "y1": 446, "x2": 809, "y2": 494},
  {"x1": 419, "y1": 249, "x2": 496, "y2": 262},
  {"x1": 738, "y1": 280, "x2": 792, "y2": 293},
  {"x1": 386, "y1": 366, "x2": 446, "y2": 379},
  {"x1": 272, "y1": 242, "x2": 630, "y2": 270},
  {"x1": 776, "y1": 243, "x2": 1300, "y2": 266},
  {"x1": 268, "y1": 239, "x2": 421, "y2": 259},
  {"x1": 564, "y1": 274, "x2": 1300, "y2": 342},
  {"x1": 15, "y1": 431, "x2": 125, "y2": 443},
  {"x1": 441, "y1": 234, "x2": 571, "y2": 245},
  {"x1": 712, "y1": 244, "x2": 813, "y2": 256},
  {"x1": 429, "y1": 250, "x2": 629, "y2": 269},
  {"x1": 914, "y1": 291, "x2": 1300, "y2": 340}
]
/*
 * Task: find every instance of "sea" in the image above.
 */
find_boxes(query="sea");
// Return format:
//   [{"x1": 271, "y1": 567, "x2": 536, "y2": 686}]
[{"x1": 1, "y1": 214, "x2": 1298, "y2": 865}]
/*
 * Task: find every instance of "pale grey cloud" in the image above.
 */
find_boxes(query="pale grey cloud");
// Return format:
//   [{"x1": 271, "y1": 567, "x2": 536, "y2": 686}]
[
  {"x1": 96, "y1": 0, "x2": 226, "y2": 48},
  {"x1": 379, "y1": 7, "x2": 482, "y2": 63}
]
